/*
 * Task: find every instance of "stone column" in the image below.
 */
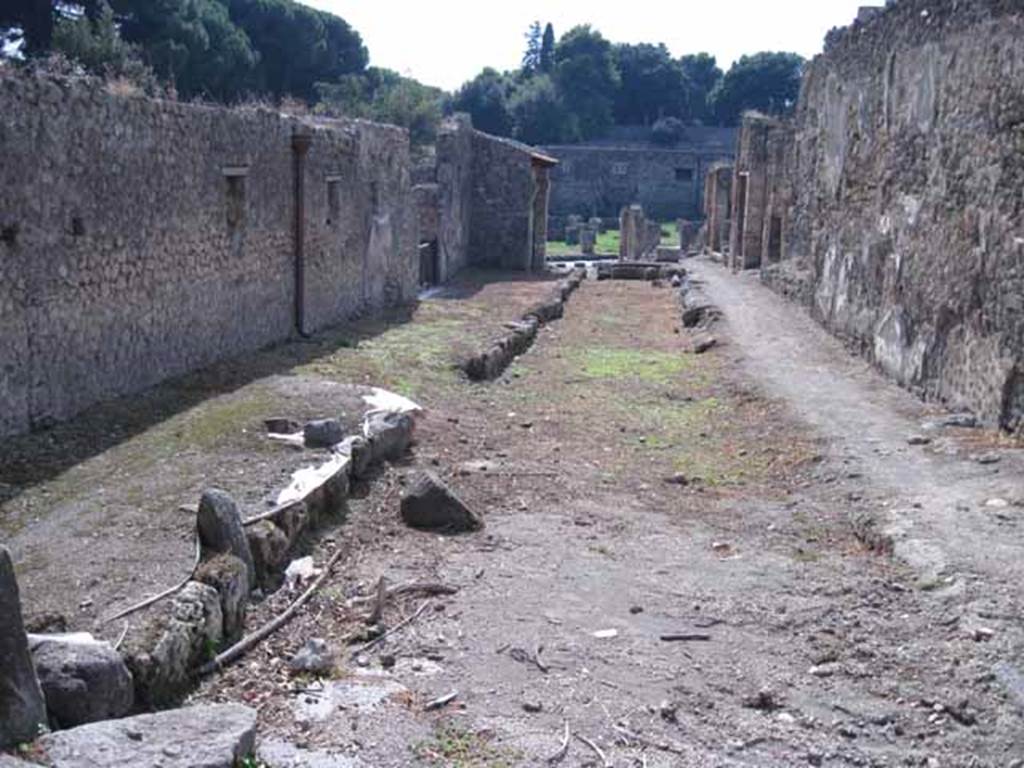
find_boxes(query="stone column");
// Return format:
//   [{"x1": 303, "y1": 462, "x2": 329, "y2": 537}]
[{"x1": 0, "y1": 546, "x2": 47, "y2": 748}]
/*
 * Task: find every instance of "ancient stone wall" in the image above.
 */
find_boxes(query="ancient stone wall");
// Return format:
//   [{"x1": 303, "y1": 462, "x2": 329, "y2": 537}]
[
  {"x1": 469, "y1": 132, "x2": 552, "y2": 271},
  {"x1": 543, "y1": 128, "x2": 735, "y2": 223},
  {"x1": 727, "y1": 114, "x2": 792, "y2": 271},
  {"x1": 434, "y1": 115, "x2": 473, "y2": 282},
  {"x1": 777, "y1": 0, "x2": 1024, "y2": 430},
  {"x1": 0, "y1": 71, "x2": 415, "y2": 438},
  {"x1": 418, "y1": 116, "x2": 553, "y2": 277},
  {"x1": 703, "y1": 163, "x2": 733, "y2": 255}
]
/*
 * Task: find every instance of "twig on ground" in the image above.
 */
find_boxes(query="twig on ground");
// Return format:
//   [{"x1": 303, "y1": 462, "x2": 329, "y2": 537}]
[
  {"x1": 423, "y1": 691, "x2": 458, "y2": 711},
  {"x1": 509, "y1": 646, "x2": 549, "y2": 674},
  {"x1": 198, "y1": 543, "x2": 349, "y2": 677},
  {"x1": 113, "y1": 623, "x2": 129, "y2": 651},
  {"x1": 349, "y1": 599, "x2": 431, "y2": 658},
  {"x1": 613, "y1": 724, "x2": 686, "y2": 755},
  {"x1": 546, "y1": 720, "x2": 571, "y2": 764},
  {"x1": 103, "y1": 536, "x2": 201, "y2": 624},
  {"x1": 347, "y1": 580, "x2": 458, "y2": 607},
  {"x1": 659, "y1": 633, "x2": 712, "y2": 642},
  {"x1": 576, "y1": 734, "x2": 611, "y2": 767}
]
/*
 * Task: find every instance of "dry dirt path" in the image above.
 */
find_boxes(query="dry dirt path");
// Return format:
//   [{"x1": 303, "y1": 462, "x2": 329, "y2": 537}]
[
  {"x1": 689, "y1": 258, "x2": 1024, "y2": 588},
  {"x1": 198, "y1": 275, "x2": 1023, "y2": 767}
]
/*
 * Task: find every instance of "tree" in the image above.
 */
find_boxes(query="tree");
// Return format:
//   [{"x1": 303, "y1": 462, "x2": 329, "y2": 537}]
[
  {"x1": 522, "y1": 20, "x2": 541, "y2": 75},
  {"x1": 613, "y1": 42, "x2": 687, "y2": 126},
  {"x1": 316, "y1": 68, "x2": 444, "y2": 146},
  {"x1": 679, "y1": 52, "x2": 722, "y2": 124},
  {"x1": 52, "y1": 1, "x2": 157, "y2": 89},
  {"x1": 451, "y1": 67, "x2": 513, "y2": 137},
  {"x1": 510, "y1": 74, "x2": 576, "y2": 145},
  {"x1": 539, "y1": 23, "x2": 555, "y2": 74},
  {"x1": 110, "y1": 0, "x2": 257, "y2": 100},
  {"x1": 650, "y1": 116, "x2": 686, "y2": 146},
  {"x1": 1, "y1": 0, "x2": 56, "y2": 54},
  {"x1": 708, "y1": 51, "x2": 804, "y2": 126},
  {"x1": 553, "y1": 25, "x2": 619, "y2": 140},
  {"x1": 223, "y1": 0, "x2": 367, "y2": 101}
]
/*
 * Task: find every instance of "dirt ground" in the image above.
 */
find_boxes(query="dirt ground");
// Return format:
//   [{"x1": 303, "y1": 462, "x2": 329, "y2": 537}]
[{"x1": 5, "y1": 260, "x2": 1024, "y2": 766}]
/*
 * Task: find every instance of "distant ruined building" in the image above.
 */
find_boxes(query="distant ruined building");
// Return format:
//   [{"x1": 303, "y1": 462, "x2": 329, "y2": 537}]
[
  {"x1": 543, "y1": 126, "x2": 736, "y2": 233},
  {"x1": 704, "y1": 0, "x2": 1024, "y2": 432}
]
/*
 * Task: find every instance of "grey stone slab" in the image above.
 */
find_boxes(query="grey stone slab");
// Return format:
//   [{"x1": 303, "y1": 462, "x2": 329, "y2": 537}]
[{"x1": 38, "y1": 703, "x2": 256, "y2": 768}]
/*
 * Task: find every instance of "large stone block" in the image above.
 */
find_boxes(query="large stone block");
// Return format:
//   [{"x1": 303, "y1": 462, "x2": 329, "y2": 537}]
[
  {"x1": 196, "y1": 488, "x2": 256, "y2": 590},
  {"x1": 29, "y1": 635, "x2": 133, "y2": 728},
  {"x1": 121, "y1": 581, "x2": 223, "y2": 707},
  {"x1": 0, "y1": 546, "x2": 46, "y2": 748},
  {"x1": 38, "y1": 703, "x2": 257, "y2": 768}
]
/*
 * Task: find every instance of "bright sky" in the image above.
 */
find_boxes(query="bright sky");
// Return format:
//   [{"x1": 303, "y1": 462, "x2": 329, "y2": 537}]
[{"x1": 301, "y1": 0, "x2": 870, "y2": 91}]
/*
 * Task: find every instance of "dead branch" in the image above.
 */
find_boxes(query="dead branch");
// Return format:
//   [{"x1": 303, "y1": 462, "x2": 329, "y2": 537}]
[
  {"x1": 103, "y1": 536, "x2": 201, "y2": 624},
  {"x1": 576, "y1": 734, "x2": 611, "y2": 767},
  {"x1": 546, "y1": 720, "x2": 571, "y2": 764},
  {"x1": 347, "y1": 580, "x2": 458, "y2": 607},
  {"x1": 198, "y1": 543, "x2": 349, "y2": 677},
  {"x1": 348, "y1": 599, "x2": 431, "y2": 658},
  {"x1": 424, "y1": 690, "x2": 458, "y2": 711}
]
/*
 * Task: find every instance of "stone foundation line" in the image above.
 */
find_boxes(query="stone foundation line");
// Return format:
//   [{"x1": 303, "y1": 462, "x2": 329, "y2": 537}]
[
  {"x1": 461, "y1": 267, "x2": 586, "y2": 381},
  {"x1": 1, "y1": 387, "x2": 422, "y2": 752}
]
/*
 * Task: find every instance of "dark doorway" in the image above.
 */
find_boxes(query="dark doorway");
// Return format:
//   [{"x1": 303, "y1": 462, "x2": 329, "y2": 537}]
[
  {"x1": 768, "y1": 214, "x2": 783, "y2": 263},
  {"x1": 419, "y1": 240, "x2": 440, "y2": 286}
]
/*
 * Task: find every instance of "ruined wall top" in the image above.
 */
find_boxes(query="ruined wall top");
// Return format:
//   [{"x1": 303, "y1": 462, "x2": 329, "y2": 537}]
[{"x1": 821, "y1": 0, "x2": 1022, "y2": 67}]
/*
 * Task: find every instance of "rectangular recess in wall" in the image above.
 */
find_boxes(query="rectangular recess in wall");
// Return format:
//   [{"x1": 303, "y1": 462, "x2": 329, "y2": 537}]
[
  {"x1": 675, "y1": 168, "x2": 694, "y2": 182},
  {"x1": 326, "y1": 174, "x2": 342, "y2": 227},
  {"x1": 222, "y1": 165, "x2": 249, "y2": 234}
]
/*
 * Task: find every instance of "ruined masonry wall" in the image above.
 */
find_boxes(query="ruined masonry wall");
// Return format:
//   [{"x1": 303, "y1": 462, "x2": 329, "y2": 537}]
[
  {"x1": 0, "y1": 72, "x2": 415, "y2": 437},
  {"x1": 783, "y1": 0, "x2": 1024, "y2": 430},
  {"x1": 468, "y1": 132, "x2": 537, "y2": 271},
  {"x1": 434, "y1": 115, "x2": 473, "y2": 281}
]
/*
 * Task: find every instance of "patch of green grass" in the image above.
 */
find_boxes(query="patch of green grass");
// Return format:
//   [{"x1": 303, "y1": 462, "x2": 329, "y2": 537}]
[
  {"x1": 547, "y1": 228, "x2": 620, "y2": 257},
  {"x1": 415, "y1": 725, "x2": 516, "y2": 768},
  {"x1": 575, "y1": 347, "x2": 691, "y2": 383},
  {"x1": 178, "y1": 391, "x2": 275, "y2": 451},
  {"x1": 660, "y1": 220, "x2": 680, "y2": 246}
]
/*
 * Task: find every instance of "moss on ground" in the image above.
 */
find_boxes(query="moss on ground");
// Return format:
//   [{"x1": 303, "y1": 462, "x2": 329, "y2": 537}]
[
  {"x1": 575, "y1": 347, "x2": 692, "y2": 383},
  {"x1": 414, "y1": 724, "x2": 516, "y2": 768}
]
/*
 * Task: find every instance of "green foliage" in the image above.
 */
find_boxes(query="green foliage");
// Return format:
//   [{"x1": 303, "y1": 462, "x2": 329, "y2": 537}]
[
  {"x1": 613, "y1": 43, "x2": 687, "y2": 126},
  {"x1": 451, "y1": 67, "x2": 513, "y2": 137},
  {"x1": 650, "y1": 116, "x2": 686, "y2": 146},
  {"x1": 679, "y1": 52, "x2": 722, "y2": 124},
  {"x1": 509, "y1": 74, "x2": 576, "y2": 144},
  {"x1": 2, "y1": 0, "x2": 367, "y2": 104},
  {"x1": 52, "y1": 1, "x2": 158, "y2": 91},
  {"x1": 522, "y1": 20, "x2": 542, "y2": 74},
  {"x1": 554, "y1": 25, "x2": 619, "y2": 140},
  {"x1": 708, "y1": 51, "x2": 804, "y2": 126},
  {"x1": 540, "y1": 23, "x2": 555, "y2": 74},
  {"x1": 222, "y1": 0, "x2": 367, "y2": 100},
  {"x1": 316, "y1": 68, "x2": 444, "y2": 146}
]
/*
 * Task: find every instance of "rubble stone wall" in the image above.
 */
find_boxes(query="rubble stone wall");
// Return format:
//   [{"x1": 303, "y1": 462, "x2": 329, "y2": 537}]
[
  {"x1": 543, "y1": 128, "x2": 735, "y2": 221},
  {"x1": 0, "y1": 71, "x2": 415, "y2": 437},
  {"x1": 780, "y1": 0, "x2": 1024, "y2": 429}
]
